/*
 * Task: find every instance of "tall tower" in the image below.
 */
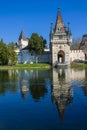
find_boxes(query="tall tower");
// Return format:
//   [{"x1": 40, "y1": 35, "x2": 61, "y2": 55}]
[{"x1": 50, "y1": 8, "x2": 72, "y2": 67}]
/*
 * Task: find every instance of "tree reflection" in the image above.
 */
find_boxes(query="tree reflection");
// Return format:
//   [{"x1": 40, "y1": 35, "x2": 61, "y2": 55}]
[
  {"x1": 29, "y1": 70, "x2": 47, "y2": 102},
  {"x1": 30, "y1": 84, "x2": 47, "y2": 102},
  {"x1": 0, "y1": 70, "x2": 18, "y2": 95},
  {"x1": 18, "y1": 70, "x2": 50, "y2": 100}
]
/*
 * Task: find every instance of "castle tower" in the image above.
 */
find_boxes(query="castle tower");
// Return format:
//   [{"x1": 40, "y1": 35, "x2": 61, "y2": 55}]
[
  {"x1": 50, "y1": 8, "x2": 72, "y2": 67},
  {"x1": 17, "y1": 30, "x2": 28, "y2": 50}
]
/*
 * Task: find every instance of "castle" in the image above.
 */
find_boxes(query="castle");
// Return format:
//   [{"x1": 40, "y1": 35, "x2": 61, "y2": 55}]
[{"x1": 16, "y1": 9, "x2": 86, "y2": 67}]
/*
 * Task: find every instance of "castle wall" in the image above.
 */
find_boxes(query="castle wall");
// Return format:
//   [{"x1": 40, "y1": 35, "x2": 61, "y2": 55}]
[
  {"x1": 17, "y1": 50, "x2": 50, "y2": 64},
  {"x1": 70, "y1": 50, "x2": 85, "y2": 62},
  {"x1": 16, "y1": 47, "x2": 85, "y2": 64}
]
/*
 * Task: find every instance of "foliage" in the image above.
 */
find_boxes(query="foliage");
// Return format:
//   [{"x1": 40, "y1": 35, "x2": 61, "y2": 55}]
[
  {"x1": 0, "y1": 40, "x2": 8, "y2": 65},
  {"x1": 0, "y1": 40, "x2": 17, "y2": 66},
  {"x1": 7, "y1": 42, "x2": 17, "y2": 65},
  {"x1": 28, "y1": 33, "x2": 47, "y2": 63}
]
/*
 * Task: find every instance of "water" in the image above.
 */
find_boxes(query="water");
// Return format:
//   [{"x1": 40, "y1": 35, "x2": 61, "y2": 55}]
[{"x1": 0, "y1": 68, "x2": 87, "y2": 130}]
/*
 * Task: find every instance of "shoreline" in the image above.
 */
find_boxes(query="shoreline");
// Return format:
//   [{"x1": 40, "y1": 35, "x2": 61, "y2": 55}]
[
  {"x1": 0, "y1": 62, "x2": 87, "y2": 70},
  {"x1": 0, "y1": 63, "x2": 51, "y2": 70}
]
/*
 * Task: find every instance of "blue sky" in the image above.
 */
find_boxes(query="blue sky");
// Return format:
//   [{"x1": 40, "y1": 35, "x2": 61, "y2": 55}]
[{"x1": 0, "y1": 0, "x2": 87, "y2": 46}]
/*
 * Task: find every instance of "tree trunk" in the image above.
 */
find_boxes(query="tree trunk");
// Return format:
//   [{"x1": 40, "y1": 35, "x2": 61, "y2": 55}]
[{"x1": 35, "y1": 55, "x2": 38, "y2": 63}]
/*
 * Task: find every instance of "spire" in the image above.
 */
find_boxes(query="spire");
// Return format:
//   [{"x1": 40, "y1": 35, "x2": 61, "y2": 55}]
[
  {"x1": 50, "y1": 23, "x2": 53, "y2": 35},
  {"x1": 18, "y1": 30, "x2": 26, "y2": 41},
  {"x1": 67, "y1": 22, "x2": 72, "y2": 35},
  {"x1": 54, "y1": 8, "x2": 66, "y2": 34},
  {"x1": 57, "y1": 8, "x2": 63, "y2": 24}
]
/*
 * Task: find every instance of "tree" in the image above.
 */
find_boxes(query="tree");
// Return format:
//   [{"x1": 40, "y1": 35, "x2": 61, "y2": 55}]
[
  {"x1": 70, "y1": 37, "x2": 81, "y2": 50},
  {"x1": 28, "y1": 33, "x2": 47, "y2": 63},
  {"x1": 7, "y1": 42, "x2": 17, "y2": 65},
  {"x1": 0, "y1": 40, "x2": 8, "y2": 65}
]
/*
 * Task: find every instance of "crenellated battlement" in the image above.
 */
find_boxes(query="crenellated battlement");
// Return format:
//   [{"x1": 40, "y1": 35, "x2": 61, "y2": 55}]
[{"x1": 70, "y1": 50, "x2": 84, "y2": 53}]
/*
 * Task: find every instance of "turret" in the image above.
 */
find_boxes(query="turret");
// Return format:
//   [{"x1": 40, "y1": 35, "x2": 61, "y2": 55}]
[{"x1": 17, "y1": 30, "x2": 28, "y2": 50}]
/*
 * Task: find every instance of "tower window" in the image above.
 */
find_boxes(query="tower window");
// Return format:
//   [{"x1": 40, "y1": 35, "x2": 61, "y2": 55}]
[
  {"x1": 59, "y1": 35, "x2": 63, "y2": 39},
  {"x1": 58, "y1": 28, "x2": 60, "y2": 31}
]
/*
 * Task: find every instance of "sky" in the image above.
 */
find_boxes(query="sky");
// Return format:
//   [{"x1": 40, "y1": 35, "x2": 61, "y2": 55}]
[{"x1": 0, "y1": 0, "x2": 87, "y2": 46}]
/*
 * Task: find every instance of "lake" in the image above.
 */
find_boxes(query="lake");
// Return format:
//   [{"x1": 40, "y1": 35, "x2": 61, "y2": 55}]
[{"x1": 0, "y1": 68, "x2": 87, "y2": 130}]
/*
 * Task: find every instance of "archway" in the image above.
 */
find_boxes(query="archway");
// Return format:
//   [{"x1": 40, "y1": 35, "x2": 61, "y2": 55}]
[
  {"x1": 58, "y1": 50, "x2": 65, "y2": 63},
  {"x1": 85, "y1": 54, "x2": 87, "y2": 61}
]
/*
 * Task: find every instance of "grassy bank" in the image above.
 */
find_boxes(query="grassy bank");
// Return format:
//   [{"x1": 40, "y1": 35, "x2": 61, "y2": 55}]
[
  {"x1": 71, "y1": 62, "x2": 87, "y2": 69},
  {"x1": 0, "y1": 63, "x2": 51, "y2": 70},
  {"x1": 1, "y1": 62, "x2": 87, "y2": 70}
]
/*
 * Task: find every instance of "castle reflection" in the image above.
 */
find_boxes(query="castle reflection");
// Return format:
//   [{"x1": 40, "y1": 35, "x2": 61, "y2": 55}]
[
  {"x1": 51, "y1": 68, "x2": 87, "y2": 122},
  {"x1": 52, "y1": 68, "x2": 73, "y2": 122}
]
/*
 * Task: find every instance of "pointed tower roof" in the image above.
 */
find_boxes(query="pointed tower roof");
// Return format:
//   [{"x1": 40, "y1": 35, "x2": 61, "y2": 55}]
[
  {"x1": 56, "y1": 8, "x2": 64, "y2": 24},
  {"x1": 18, "y1": 30, "x2": 26, "y2": 41},
  {"x1": 54, "y1": 8, "x2": 66, "y2": 34}
]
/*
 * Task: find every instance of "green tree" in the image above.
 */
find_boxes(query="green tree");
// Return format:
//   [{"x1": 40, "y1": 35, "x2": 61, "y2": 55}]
[
  {"x1": 28, "y1": 33, "x2": 47, "y2": 63},
  {"x1": 0, "y1": 40, "x2": 8, "y2": 65},
  {"x1": 7, "y1": 42, "x2": 17, "y2": 65}
]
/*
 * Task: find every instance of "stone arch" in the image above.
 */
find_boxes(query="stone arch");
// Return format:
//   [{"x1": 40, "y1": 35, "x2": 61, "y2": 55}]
[
  {"x1": 58, "y1": 50, "x2": 65, "y2": 63},
  {"x1": 85, "y1": 53, "x2": 87, "y2": 60}
]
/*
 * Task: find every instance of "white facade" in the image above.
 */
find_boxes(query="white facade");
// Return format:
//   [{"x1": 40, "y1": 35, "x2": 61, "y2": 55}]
[
  {"x1": 18, "y1": 39, "x2": 28, "y2": 49},
  {"x1": 70, "y1": 50, "x2": 85, "y2": 62}
]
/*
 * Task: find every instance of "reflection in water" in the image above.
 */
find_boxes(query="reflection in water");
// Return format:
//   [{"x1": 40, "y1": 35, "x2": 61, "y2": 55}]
[
  {"x1": 52, "y1": 68, "x2": 73, "y2": 123},
  {"x1": 1, "y1": 69, "x2": 87, "y2": 129},
  {"x1": 82, "y1": 70, "x2": 87, "y2": 96},
  {"x1": 20, "y1": 80, "x2": 29, "y2": 99},
  {"x1": 29, "y1": 70, "x2": 48, "y2": 102},
  {"x1": 0, "y1": 70, "x2": 18, "y2": 95},
  {"x1": 0, "y1": 70, "x2": 51, "y2": 100},
  {"x1": 30, "y1": 85, "x2": 47, "y2": 102},
  {"x1": 83, "y1": 85, "x2": 87, "y2": 96},
  {"x1": 18, "y1": 70, "x2": 51, "y2": 100},
  {"x1": 51, "y1": 68, "x2": 87, "y2": 124}
]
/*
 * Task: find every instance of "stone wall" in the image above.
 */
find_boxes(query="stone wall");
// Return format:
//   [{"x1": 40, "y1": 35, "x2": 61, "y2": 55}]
[
  {"x1": 70, "y1": 50, "x2": 85, "y2": 62},
  {"x1": 17, "y1": 50, "x2": 50, "y2": 64}
]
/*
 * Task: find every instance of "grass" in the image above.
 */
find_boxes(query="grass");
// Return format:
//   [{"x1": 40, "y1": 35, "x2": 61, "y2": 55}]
[
  {"x1": 71, "y1": 62, "x2": 87, "y2": 69},
  {"x1": 0, "y1": 63, "x2": 51, "y2": 70},
  {"x1": 1, "y1": 62, "x2": 87, "y2": 70}
]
